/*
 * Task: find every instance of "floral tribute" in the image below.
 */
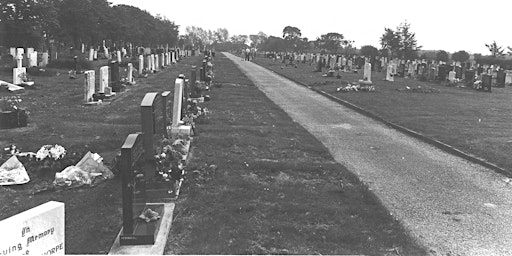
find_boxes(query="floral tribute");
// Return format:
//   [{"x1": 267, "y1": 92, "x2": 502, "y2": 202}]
[{"x1": 154, "y1": 137, "x2": 189, "y2": 195}]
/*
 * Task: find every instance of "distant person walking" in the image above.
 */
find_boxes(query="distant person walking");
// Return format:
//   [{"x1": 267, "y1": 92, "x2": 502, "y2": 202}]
[{"x1": 245, "y1": 48, "x2": 251, "y2": 61}]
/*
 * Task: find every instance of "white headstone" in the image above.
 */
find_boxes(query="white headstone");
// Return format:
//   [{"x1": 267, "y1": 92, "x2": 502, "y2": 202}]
[
  {"x1": 81, "y1": 43, "x2": 85, "y2": 54},
  {"x1": 89, "y1": 49, "x2": 94, "y2": 61},
  {"x1": 16, "y1": 48, "x2": 24, "y2": 58},
  {"x1": 122, "y1": 48, "x2": 127, "y2": 57},
  {"x1": 99, "y1": 66, "x2": 109, "y2": 93},
  {"x1": 138, "y1": 55, "x2": 144, "y2": 75},
  {"x1": 41, "y1": 52, "x2": 49, "y2": 67},
  {"x1": 10, "y1": 48, "x2": 16, "y2": 59},
  {"x1": 386, "y1": 65, "x2": 394, "y2": 81},
  {"x1": 448, "y1": 70, "x2": 456, "y2": 82},
  {"x1": 116, "y1": 50, "x2": 121, "y2": 63},
  {"x1": 104, "y1": 47, "x2": 109, "y2": 58},
  {"x1": 127, "y1": 63, "x2": 134, "y2": 84},
  {"x1": 363, "y1": 62, "x2": 372, "y2": 82},
  {"x1": 146, "y1": 55, "x2": 152, "y2": 70},
  {"x1": 13, "y1": 54, "x2": 26, "y2": 85},
  {"x1": 505, "y1": 70, "x2": 512, "y2": 85},
  {"x1": 93, "y1": 50, "x2": 98, "y2": 60},
  {"x1": 0, "y1": 201, "x2": 64, "y2": 255},
  {"x1": 172, "y1": 78, "x2": 184, "y2": 127},
  {"x1": 84, "y1": 70, "x2": 95, "y2": 102},
  {"x1": 160, "y1": 53, "x2": 165, "y2": 67},
  {"x1": 151, "y1": 54, "x2": 156, "y2": 71},
  {"x1": 27, "y1": 48, "x2": 34, "y2": 56},
  {"x1": 28, "y1": 51, "x2": 37, "y2": 68},
  {"x1": 155, "y1": 55, "x2": 160, "y2": 71}
]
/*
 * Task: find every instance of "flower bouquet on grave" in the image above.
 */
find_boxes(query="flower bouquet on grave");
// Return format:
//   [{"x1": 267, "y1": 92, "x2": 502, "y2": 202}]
[
  {"x1": 34, "y1": 144, "x2": 68, "y2": 173},
  {"x1": 18, "y1": 72, "x2": 34, "y2": 87},
  {"x1": 154, "y1": 142, "x2": 186, "y2": 197},
  {"x1": 0, "y1": 96, "x2": 29, "y2": 129}
]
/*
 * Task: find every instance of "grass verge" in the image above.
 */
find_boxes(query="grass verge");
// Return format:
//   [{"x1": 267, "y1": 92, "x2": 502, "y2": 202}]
[{"x1": 164, "y1": 53, "x2": 427, "y2": 255}]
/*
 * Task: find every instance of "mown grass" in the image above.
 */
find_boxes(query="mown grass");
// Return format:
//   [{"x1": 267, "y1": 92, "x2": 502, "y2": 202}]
[
  {"x1": 254, "y1": 56, "x2": 512, "y2": 175},
  {"x1": 0, "y1": 55, "x2": 202, "y2": 254},
  {"x1": 165, "y1": 53, "x2": 426, "y2": 255}
]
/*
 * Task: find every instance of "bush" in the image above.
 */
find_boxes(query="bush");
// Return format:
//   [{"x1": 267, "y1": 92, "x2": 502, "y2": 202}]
[{"x1": 46, "y1": 58, "x2": 93, "y2": 70}]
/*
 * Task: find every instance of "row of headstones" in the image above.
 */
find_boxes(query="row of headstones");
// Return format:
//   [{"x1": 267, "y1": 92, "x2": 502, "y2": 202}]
[{"x1": 119, "y1": 60, "x2": 214, "y2": 245}]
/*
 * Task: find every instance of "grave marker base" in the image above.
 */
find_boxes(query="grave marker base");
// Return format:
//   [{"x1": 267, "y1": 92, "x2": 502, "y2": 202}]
[
  {"x1": 109, "y1": 203, "x2": 175, "y2": 255},
  {"x1": 119, "y1": 204, "x2": 163, "y2": 245},
  {"x1": 171, "y1": 125, "x2": 192, "y2": 138}
]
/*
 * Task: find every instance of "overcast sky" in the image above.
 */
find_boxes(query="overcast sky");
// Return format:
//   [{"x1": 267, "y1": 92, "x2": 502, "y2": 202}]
[{"x1": 110, "y1": 0, "x2": 512, "y2": 55}]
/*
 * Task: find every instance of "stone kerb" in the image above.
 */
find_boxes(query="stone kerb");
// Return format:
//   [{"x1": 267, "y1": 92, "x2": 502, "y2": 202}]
[{"x1": 0, "y1": 201, "x2": 65, "y2": 255}]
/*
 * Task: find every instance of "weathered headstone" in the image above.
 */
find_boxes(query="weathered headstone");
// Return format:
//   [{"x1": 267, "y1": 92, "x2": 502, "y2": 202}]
[
  {"x1": 171, "y1": 77, "x2": 191, "y2": 137},
  {"x1": 481, "y1": 74, "x2": 492, "y2": 92},
  {"x1": 160, "y1": 53, "x2": 165, "y2": 67},
  {"x1": 99, "y1": 66, "x2": 109, "y2": 93},
  {"x1": 505, "y1": 70, "x2": 512, "y2": 86},
  {"x1": 41, "y1": 52, "x2": 49, "y2": 67},
  {"x1": 84, "y1": 70, "x2": 95, "y2": 103},
  {"x1": 464, "y1": 70, "x2": 475, "y2": 85},
  {"x1": 13, "y1": 54, "x2": 26, "y2": 85},
  {"x1": 9, "y1": 47, "x2": 16, "y2": 58},
  {"x1": 28, "y1": 51, "x2": 37, "y2": 68},
  {"x1": 127, "y1": 63, "x2": 135, "y2": 84},
  {"x1": 363, "y1": 62, "x2": 372, "y2": 82},
  {"x1": 386, "y1": 65, "x2": 394, "y2": 81},
  {"x1": 154, "y1": 55, "x2": 160, "y2": 72},
  {"x1": 93, "y1": 50, "x2": 98, "y2": 60},
  {"x1": 109, "y1": 61, "x2": 123, "y2": 92},
  {"x1": 437, "y1": 65, "x2": 448, "y2": 81},
  {"x1": 0, "y1": 201, "x2": 65, "y2": 255},
  {"x1": 448, "y1": 70, "x2": 456, "y2": 83},
  {"x1": 117, "y1": 50, "x2": 122, "y2": 63},
  {"x1": 496, "y1": 69, "x2": 505, "y2": 87},
  {"x1": 138, "y1": 55, "x2": 144, "y2": 76}
]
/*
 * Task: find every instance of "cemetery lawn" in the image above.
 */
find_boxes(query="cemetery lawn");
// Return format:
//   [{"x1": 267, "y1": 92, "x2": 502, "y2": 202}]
[
  {"x1": 165, "y1": 53, "x2": 427, "y2": 255},
  {"x1": 0, "y1": 56, "x2": 201, "y2": 254},
  {"x1": 254, "y1": 57, "x2": 512, "y2": 176}
]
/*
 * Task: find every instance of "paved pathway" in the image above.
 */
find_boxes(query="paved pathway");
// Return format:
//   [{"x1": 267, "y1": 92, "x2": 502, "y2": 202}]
[{"x1": 223, "y1": 52, "x2": 512, "y2": 256}]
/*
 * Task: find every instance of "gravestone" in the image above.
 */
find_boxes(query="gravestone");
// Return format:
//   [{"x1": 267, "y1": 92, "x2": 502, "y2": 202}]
[
  {"x1": 437, "y1": 65, "x2": 448, "y2": 81},
  {"x1": 119, "y1": 133, "x2": 160, "y2": 245},
  {"x1": 81, "y1": 43, "x2": 85, "y2": 53},
  {"x1": 190, "y1": 66, "x2": 200, "y2": 98},
  {"x1": 496, "y1": 70, "x2": 505, "y2": 87},
  {"x1": 117, "y1": 50, "x2": 122, "y2": 63},
  {"x1": 28, "y1": 51, "x2": 37, "y2": 68},
  {"x1": 481, "y1": 74, "x2": 492, "y2": 92},
  {"x1": 99, "y1": 66, "x2": 109, "y2": 93},
  {"x1": 363, "y1": 62, "x2": 372, "y2": 82},
  {"x1": 171, "y1": 77, "x2": 191, "y2": 137},
  {"x1": 146, "y1": 55, "x2": 152, "y2": 71},
  {"x1": 505, "y1": 70, "x2": 512, "y2": 86},
  {"x1": 84, "y1": 70, "x2": 95, "y2": 103},
  {"x1": 155, "y1": 55, "x2": 160, "y2": 72},
  {"x1": 41, "y1": 52, "x2": 49, "y2": 67},
  {"x1": 138, "y1": 55, "x2": 144, "y2": 75},
  {"x1": 93, "y1": 50, "x2": 98, "y2": 60},
  {"x1": 9, "y1": 47, "x2": 16, "y2": 58},
  {"x1": 140, "y1": 92, "x2": 166, "y2": 177},
  {"x1": 109, "y1": 61, "x2": 123, "y2": 92},
  {"x1": 386, "y1": 65, "x2": 394, "y2": 81},
  {"x1": 448, "y1": 71, "x2": 456, "y2": 83},
  {"x1": 127, "y1": 63, "x2": 135, "y2": 84},
  {"x1": 0, "y1": 201, "x2": 65, "y2": 255},
  {"x1": 160, "y1": 53, "x2": 165, "y2": 67},
  {"x1": 464, "y1": 70, "x2": 475, "y2": 85},
  {"x1": 13, "y1": 54, "x2": 26, "y2": 85},
  {"x1": 151, "y1": 54, "x2": 156, "y2": 72}
]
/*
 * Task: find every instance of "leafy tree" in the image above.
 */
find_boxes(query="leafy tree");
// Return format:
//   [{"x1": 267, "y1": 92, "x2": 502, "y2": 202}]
[
  {"x1": 260, "y1": 36, "x2": 286, "y2": 52},
  {"x1": 436, "y1": 50, "x2": 449, "y2": 62},
  {"x1": 282, "y1": 26, "x2": 301, "y2": 40},
  {"x1": 380, "y1": 21, "x2": 420, "y2": 59},
  {"x1": 451, "y1": 50, "x2": 470, "y2": 62},
  {"x1": 485, "y1": 41, "x2": 504, "y2": 57},
  {"x1": 316, "y1": 32, "x2": 345, "y2": 53},
  {"x1": 360, "y1": 45, "x2": 379, "y2": 58},
  {"x1": 230, "y1": 34, "x2": 248, "y2": 46},
  {"x1": 214, "y1": 28, "x2": 229, "y2": 43}
]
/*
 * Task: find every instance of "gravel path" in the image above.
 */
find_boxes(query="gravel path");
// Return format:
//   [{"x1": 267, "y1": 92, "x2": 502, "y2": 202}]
[{"x1": 223, "y1": 52, "x2": 512, "y2": 256}]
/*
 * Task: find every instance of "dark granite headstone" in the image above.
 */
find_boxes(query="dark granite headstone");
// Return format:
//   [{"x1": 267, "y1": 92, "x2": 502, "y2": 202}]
[
  {"x1": 109, "y1": 60, "x2": 124, "y2": 92},
  {"x1": 120, "y1": 133, "x2": 160, "y2": 245},
  {"x1": 437, "y1": 65, "x2": 448, "y2": 81},
  {"x1": 497, "y1": 70, "x2": 505, "y2": 87},
  {"x1": 481, "y1": 74, "x2": 492, "y2": 92},
  {"x1": 190, "y1": 66, "x2": 200, "y2": 98},
  {"x1": 464, "y1": 70, "x2": 475, "y2": 85}
]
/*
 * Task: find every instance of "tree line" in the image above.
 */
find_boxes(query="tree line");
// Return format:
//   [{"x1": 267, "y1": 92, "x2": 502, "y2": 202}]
[{"x1": 0, "y1": 0, "x2": 179, "y2": 50}]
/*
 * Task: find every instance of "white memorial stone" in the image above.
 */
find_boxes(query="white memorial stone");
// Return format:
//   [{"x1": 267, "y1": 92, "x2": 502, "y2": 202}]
[
  {"x1": 93, "y1": 50, "x2": 98, "y2": 60},
  {"x1": 41, "y1": 52, "x2": 49, "y2": 67},
  {"x1": 146, "y1": 55, "x2": 152, "y2": 71},
  {"x1": 363, "y1": 62, "x2": 372, "y2": 82},
  {"x1": 151, "y1": 54, "x2": 156, "y2": 71},
  {"x1": 155, "y1": 54, "x2": 160, "y2": 71},
  {"x1": 160, "y1": 53, "x2": 165, "y2": 67},
  {"x1": 386, "y1": 65, "x2": 394, "y2": 81},
  {"x1": 448, "y1": 70, "x2": 456, "y2": 82},
  {"x1": 13, "y1": 54, "x2": 26, "y2": 85},
  {"x1": 505, "y1": 70, "x2": 512, "y2": 85},
  {"x1": 138, "y1": 55, "x2": 144, "y2": 75},
  {"x1": 0, "y1": 201, "x2": 65, "y2": 255},
  {"x1": 127, "y1": 63, "x2": 134, "y2": 84},
  {"x1": 81, "y1": 43, "x2": 85, "y2": 53},
  {"x1": 89, "y1": 49, "x2": 94, "y2": 61},
  {"x1": 99, "y1": 66, "x2": 109, "y2": 93},
  {"x1": 28, "y1": 51, "x2": 37, "y2": 68},
  {"x1": 172, "y1": 78, "x2": 184, "y2": 127},
  {"x1": 117, "y1": 50, "x2": 121, "y2": 63},
  {"x1": 10, "y1": 48, "x2": 16, "y2": 59},
  {"x1": 84, "y1": 70, "x2": 95, "y2": 102}
]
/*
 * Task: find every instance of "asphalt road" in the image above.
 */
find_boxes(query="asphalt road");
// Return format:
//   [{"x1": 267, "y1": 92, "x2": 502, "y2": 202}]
[{"x1": 223, "y1": 52, "x2": 512, "y2": 256}]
